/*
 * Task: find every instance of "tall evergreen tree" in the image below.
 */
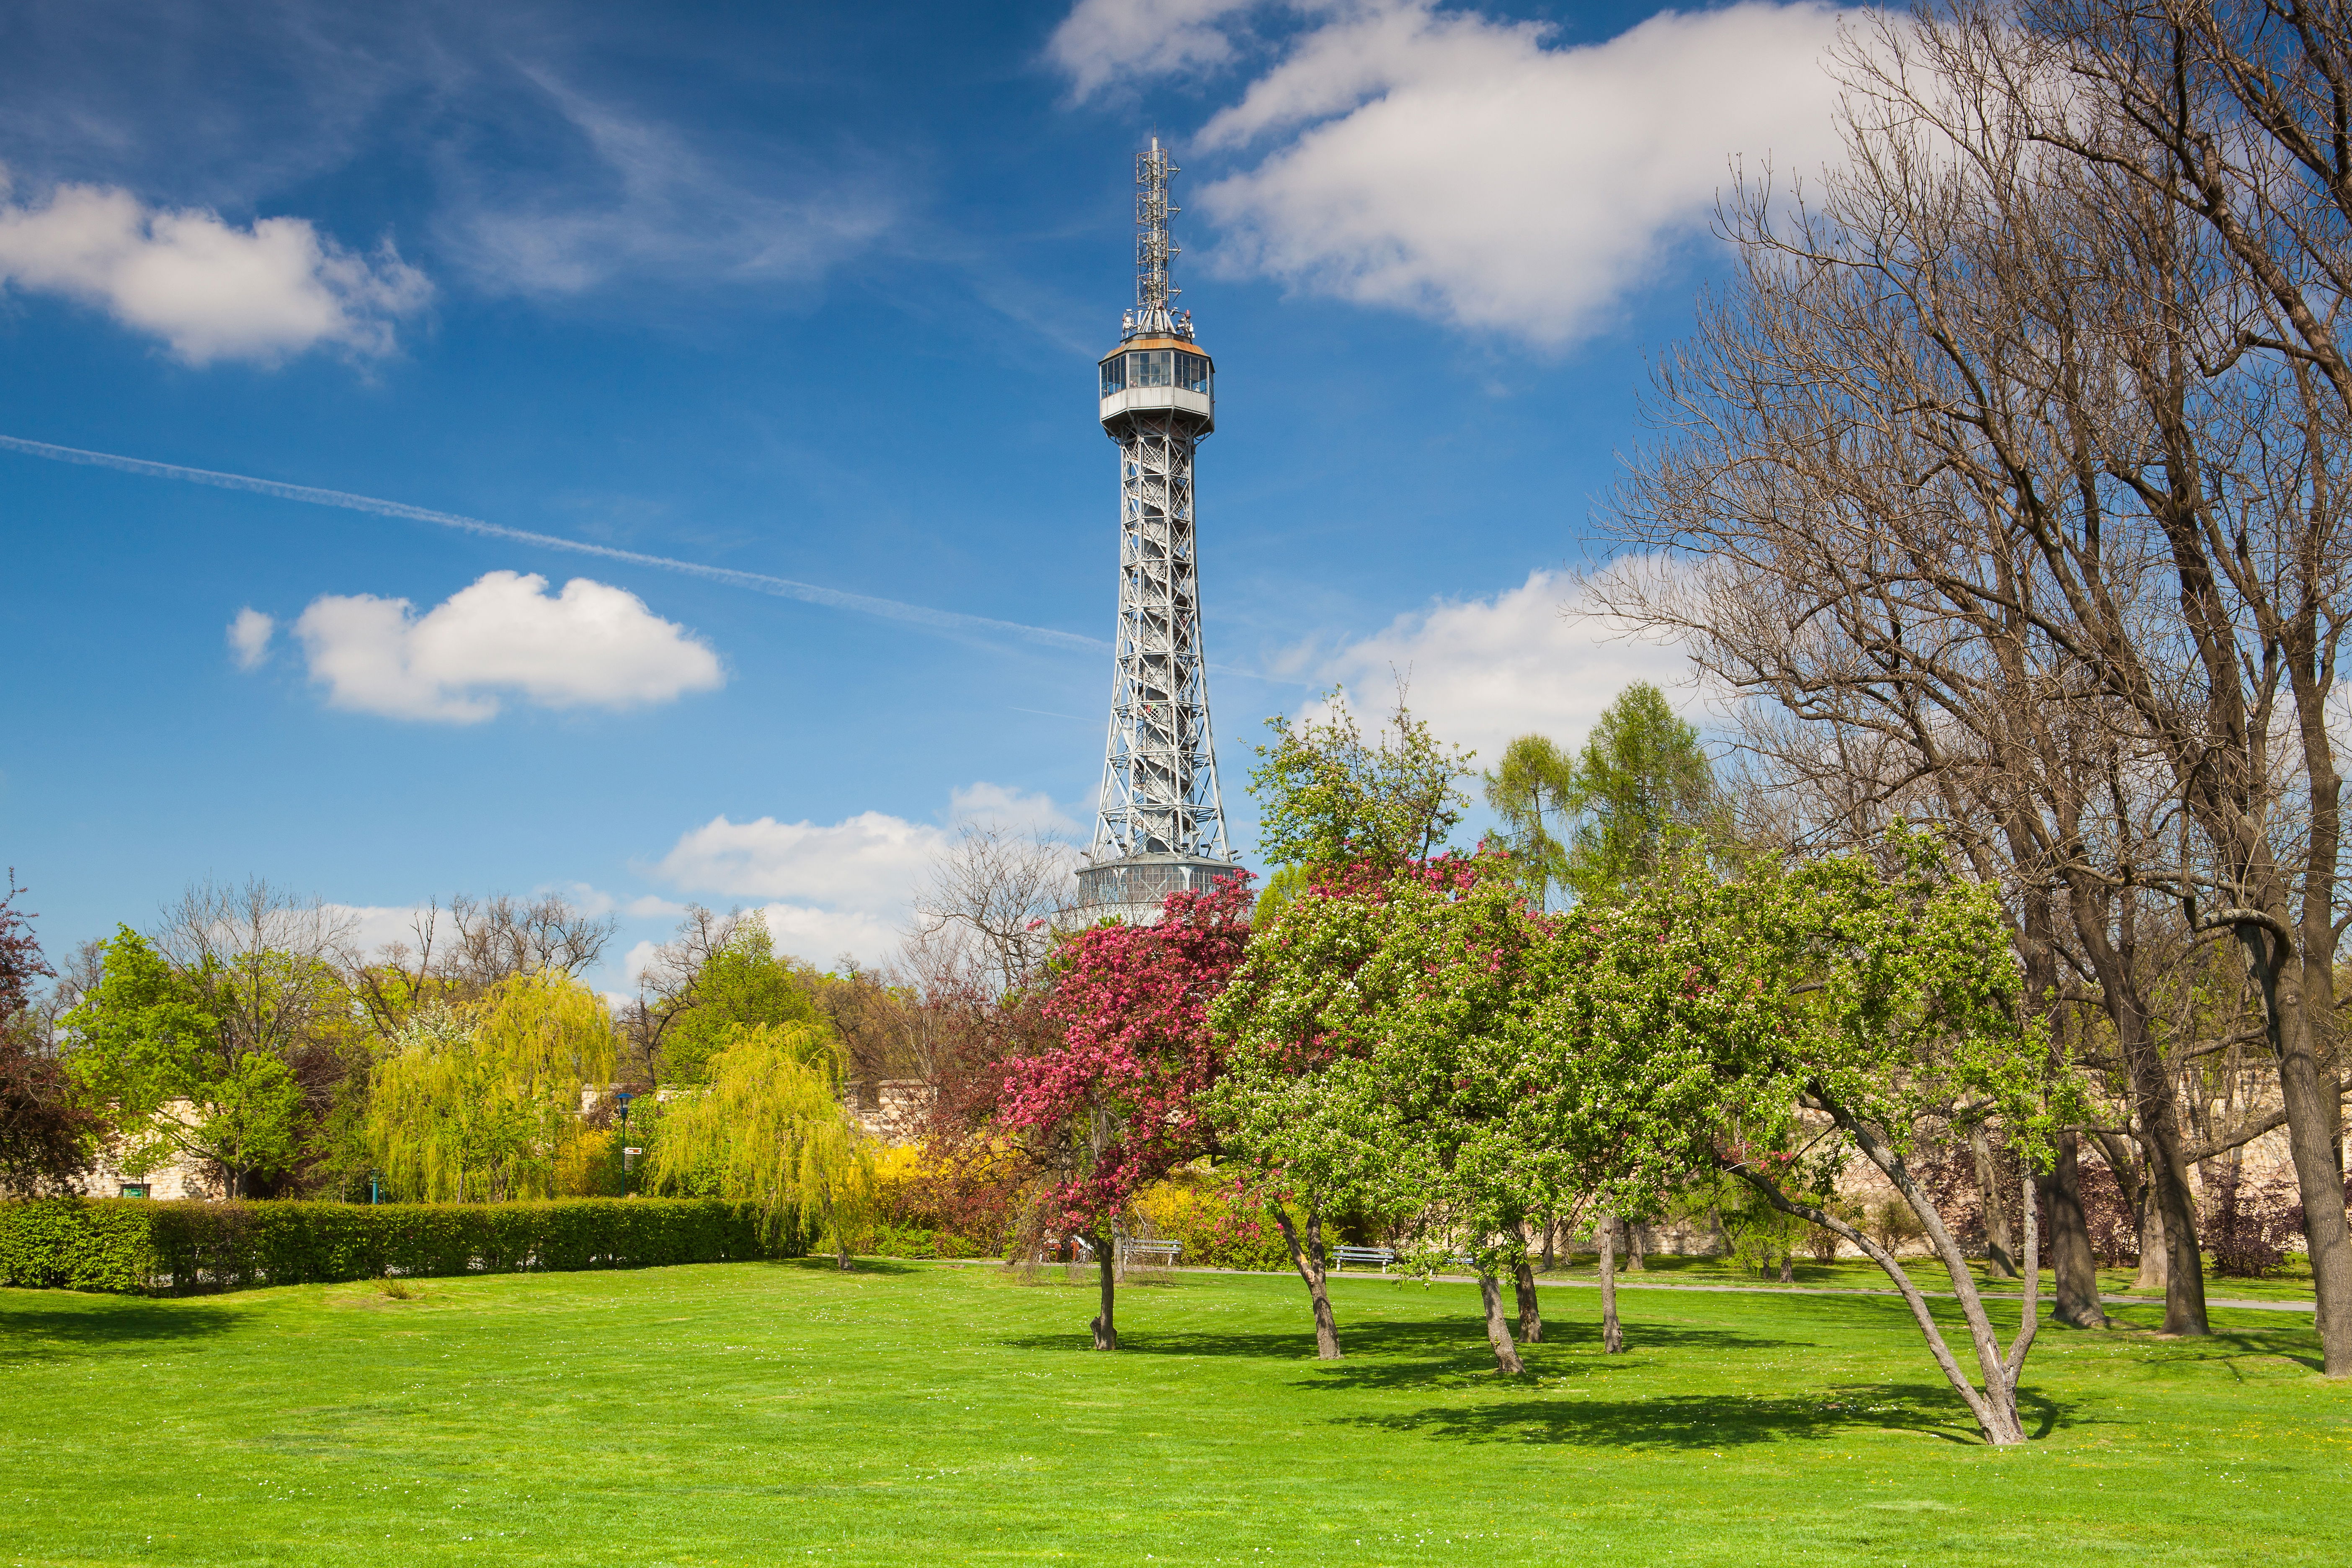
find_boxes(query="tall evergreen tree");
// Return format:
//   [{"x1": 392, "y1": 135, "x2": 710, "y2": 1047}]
[
  {"x1": 1481, "y1": 734, "x2": 1576, "y2": 907},
  {"x1": 1559, "y1": 682, "x2": 1723, "y2": 905}
]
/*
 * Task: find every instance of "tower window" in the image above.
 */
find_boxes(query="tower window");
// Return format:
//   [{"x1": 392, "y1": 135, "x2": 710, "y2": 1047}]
[{"x1": 1107, "y1": 349, "x2": 1209, "y2": 397}]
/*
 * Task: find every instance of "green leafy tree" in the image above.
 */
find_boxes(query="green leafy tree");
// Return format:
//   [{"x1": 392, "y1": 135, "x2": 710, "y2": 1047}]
[
  {"x1": 1251, "y1": 691, "x2": 1474, "y2": 872},
  {"x1": 1338, "y1": 860, "x2": 1565, "y2": 1372},
  {"x1": 1558, "y1": 682, "x2": 1724, "y2": 906},
  {"x1": 643, "y1": 1021, "x2": 874, "y2": 1266},
  {"x1": 1705, "y1": 1169, "x2": 1808, "y2": 1283},
  {"x1": 63, "y1": 927, "x2": 307, "y2": 1198},
  {"x1": 1532, "y1": 832, "x2": 2073, "y2": 1445},
  {"x1": 1524, "y1": 681, "x2": 1731, "y2": 1335},
  {"x1": 657, "y1": 922, "x2": 831, "y2": 1086},
  {"x1": 1210, "y1": 881, "x2": 1434, "y2": 1359},
  {"x1": 1248, "y1": 864, "x2": 1311, "y2": 931},
  {"x1": 1212, "y1": 691, "x2": 1476, "y2": 1356},
  {"x1": 1481, "y1": 734, "x2": 1576, "y2": 907},
  {"x1": 1222, "y1": 854, "x2": 1595, "y2": 1373},
  {"x1": 364, "y1": 970, "x2": 618, "y2": 1202}
]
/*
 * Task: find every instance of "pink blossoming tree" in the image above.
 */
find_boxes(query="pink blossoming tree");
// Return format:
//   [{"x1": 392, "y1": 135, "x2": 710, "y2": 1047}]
[{"x1": 1001, "y1": 873, "x2": 1253, "y2": 1349}]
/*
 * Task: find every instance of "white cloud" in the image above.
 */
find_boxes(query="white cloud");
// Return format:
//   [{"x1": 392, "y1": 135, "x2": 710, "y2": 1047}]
[
  {"x1": 619, "y1": 938, "x2": 664, "y2": 989},
  {"x1": 292, "y1": 570, "x2": 724, "y2": 723},
  {"x1": 753, "y1": 903, "x2": 903, "y2": 968},
  {"x1": 623, "y1": 893, "x2": 688, "y2": 919},
  {"x1": 322, "y1": 902, "x2": 437, "y2": 958},
  {"x1": 1050, "y1": 0, "x2": 1259, "y2": 98},
  {"x1": 0, "y1": 172, "x2": 429, "y2": 363},
  {"x1": 227, "y1": 607, "x2": 274, "y2": 670},
  {"x1": 1053, "y1": 0, "x2": 1854, "y2": 346},
  {"x1": 648, "y1": 781, "x2": 1078, "y2": 965},
  {"x1": 1296, "y1": 566, "x2": 1697, "y2": 766},
  {"x1": 948, "y1": 781, "x2": 1082, "y2": 836},
  {"x1": 655, "y1": 810, "x2": 946, "y2": 916},
  {"x1": 620, "y1": 904, "x2": 901, "y2": 975}
]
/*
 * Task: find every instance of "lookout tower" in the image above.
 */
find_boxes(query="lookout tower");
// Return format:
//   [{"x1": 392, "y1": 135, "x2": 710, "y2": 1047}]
[{"x1": 1075, "y1": 138, "x2": 1240, "y2": 924}]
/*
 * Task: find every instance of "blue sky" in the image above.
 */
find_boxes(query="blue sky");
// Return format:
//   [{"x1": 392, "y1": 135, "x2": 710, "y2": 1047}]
[{"x1": 0, "y1": 0, "x2": 1854, "y2": 989}]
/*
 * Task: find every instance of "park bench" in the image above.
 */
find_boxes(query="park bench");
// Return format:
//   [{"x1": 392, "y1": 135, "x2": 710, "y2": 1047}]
[
  {"x1": 1120, "y1": 1238, "x2": 1182, "y2": 1269},
  {"x1": 1330, "y1": 1245, "x2": 1398, "y2": 1273}
]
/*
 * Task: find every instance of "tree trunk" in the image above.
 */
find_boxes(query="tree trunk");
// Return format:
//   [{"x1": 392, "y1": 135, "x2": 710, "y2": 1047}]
[
  {"x1": 2037, "y1": 1133, "x2": 2108, "y2": 1328},
  {"x1": 2061, "y1": 868, "x2": 2207, "y2": 1334},
  {"x1": 2093, "y1": 1133, "x2": 2164, "y2": 1294},
  {"x1": 1624, "y1": 1219, "x2": 1646, "y2": 1270},
  {"x1": 2238, "y1": 925, "x2": 2352, "y2": 1375},
  {"x1": 2132, "y1": 1180, "x2": 2167, "y2": 1294},
  {"x1": 1969, "y1": 1127, "x2": 2018, "y2": 1279},
  {"x1": 1598, "y1": 1213, "x2": 1624, "y2": 1354},
  {"x1": 1513, "y1": 1258, "x2": 1543, "y2": 1342},
  {"x1": 1478, "y1": 1272, "x2": 1525, "y2": 1374},
  {"x1": 2154, "y1": 1142, "x2": 2201, "y2": 1335},
  {"x1": 1541, "y1": 1214, "x2": 1557, "y2": 1271},
  {"x1": 1273, "y1": 1207, "x2": 1341, "y2": 1360},
  {"x1": 1732, "y1": 1130, "x2": 2034, "y2": 1446},
  {"x1": 1779, "y1": 1251, "x2": 1794, "y2": 1285},
  {"x1": 2126, "y1": 1022, "x2": 2209, "y2": 1336},
  {"x1": 1088, "y1": 1228, "x2": 1117, "y2": 1351}
]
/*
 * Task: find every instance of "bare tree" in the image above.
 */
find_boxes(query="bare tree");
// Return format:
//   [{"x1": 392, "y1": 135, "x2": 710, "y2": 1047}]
[
  {"x1": 815, "y1": 959, "x2": 934, "y2": 1089},
  {"x1": 2001, "y1": 0, "x2": 2352, "y2": 1377},
  {"x1": 619, "y1": 903, "x2": 743, "y2": 1078},
  {"x1": 345, "y1": 891, "x2": 616, "y2": 1038},
  {"x1": 36, "y1": 938, "x2": 106, "y2": 1047},
  {"x1": 157, "y1": 878, "x2": 358, "y2": 1067},
  {"x1": 1602, "y1": 8, "x2": 2352, "y2": 1349},
  {"x1": 910, "y1": 825, "x2": 1078, "y2": 996}
]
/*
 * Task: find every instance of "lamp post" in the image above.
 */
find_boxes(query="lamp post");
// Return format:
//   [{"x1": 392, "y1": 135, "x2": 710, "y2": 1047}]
[{"x1": 614, "y1": 1089, "x2": 637, "y2": 1194}]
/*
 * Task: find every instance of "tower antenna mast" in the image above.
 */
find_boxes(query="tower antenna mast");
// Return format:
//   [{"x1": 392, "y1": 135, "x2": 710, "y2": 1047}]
[
  {"x1": 1133, "y1": 137, "x2": 1185, "y2": 338},
  {"x1": 1079, "y1": 138, "x2": 1234, "y2": 924}
]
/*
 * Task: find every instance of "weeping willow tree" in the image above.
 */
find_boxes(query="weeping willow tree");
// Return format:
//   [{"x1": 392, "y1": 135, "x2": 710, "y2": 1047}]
[
  {"x1": 643, "y1": 1021, "x2": 874, "y2": 1267},
  {"x1": 365, "y1": 970, "x2": 618, "y2": 1203}
]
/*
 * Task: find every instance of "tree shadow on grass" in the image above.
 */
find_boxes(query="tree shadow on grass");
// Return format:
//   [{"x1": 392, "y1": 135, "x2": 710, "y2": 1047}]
[
  {"x1": 2101, "y1": 1315, "x2": 2326, "y2": 1375},
  {"x1": 1327, "y1": 1381, "x2": 2085, "y2": 1450},
  {"x1": 996, "y1": 1318, "x2": 1487, "y2": 1361},
  {"x1": 1285, "y1": 1320, "x2": 1805, "y2": 1394},
  {"x1": 995, "y1": 1315, "x2": 1797, "y2": 1383},
  {"x1": 0, "y1": 1298, "x2": 247, "y2": 1364}
]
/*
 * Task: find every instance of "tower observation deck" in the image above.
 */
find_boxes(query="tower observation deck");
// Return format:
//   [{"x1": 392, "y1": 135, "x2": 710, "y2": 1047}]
[{"x1": 1075, "y1": 138, "x2": 1240, "y2": 924}]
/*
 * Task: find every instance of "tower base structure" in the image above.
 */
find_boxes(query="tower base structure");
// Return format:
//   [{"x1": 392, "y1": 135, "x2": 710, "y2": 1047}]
[{"x1": 1074, "y1": 851, "x2": 1243, "y2": 927}]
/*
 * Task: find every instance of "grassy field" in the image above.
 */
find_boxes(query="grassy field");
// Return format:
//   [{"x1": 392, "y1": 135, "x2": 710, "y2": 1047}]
[
  {"x1": 1519, "y1": 1250, "x2": 2322, "y2": 1305},
  {"x1": 3, "y1": 1260, "x2": 2341, "y2": 1566}
]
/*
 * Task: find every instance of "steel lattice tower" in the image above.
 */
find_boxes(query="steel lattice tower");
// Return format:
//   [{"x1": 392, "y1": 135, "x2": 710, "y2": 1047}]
[{"x1": 1075, "y1": 138, "x2": 1238, "y2": 924}]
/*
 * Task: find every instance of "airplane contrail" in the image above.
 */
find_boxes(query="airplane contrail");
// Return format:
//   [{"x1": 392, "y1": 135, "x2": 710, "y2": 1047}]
[{"x1": 0, "y1": 431, "x2": 1106, "y2": 653}]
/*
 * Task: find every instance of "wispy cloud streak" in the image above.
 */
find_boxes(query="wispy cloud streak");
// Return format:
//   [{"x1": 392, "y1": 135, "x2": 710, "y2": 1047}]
[{"x1": 0, "y1": 431, "x2": 1103, "y2": 652}]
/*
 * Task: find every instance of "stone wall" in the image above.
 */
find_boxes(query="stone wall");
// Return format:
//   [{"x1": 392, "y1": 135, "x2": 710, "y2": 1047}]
[{"x1": 848, "y1": 1079, "x2": 933, "y2": 1146}]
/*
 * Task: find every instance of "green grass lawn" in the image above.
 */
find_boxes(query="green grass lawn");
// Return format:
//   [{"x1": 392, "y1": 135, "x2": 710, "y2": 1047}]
[{"x1": 3, "y1": 1261, "x2": 2341, "y2": 1566}]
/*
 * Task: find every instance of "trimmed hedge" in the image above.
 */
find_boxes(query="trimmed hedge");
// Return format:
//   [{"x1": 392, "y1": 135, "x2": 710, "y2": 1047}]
[
  {"x1": 0, "y1": 1197, "x2": 804, "y2": 1296},
  {"x1": 0, "y1": 1198, "x2": 158, "y2": 1294}
]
